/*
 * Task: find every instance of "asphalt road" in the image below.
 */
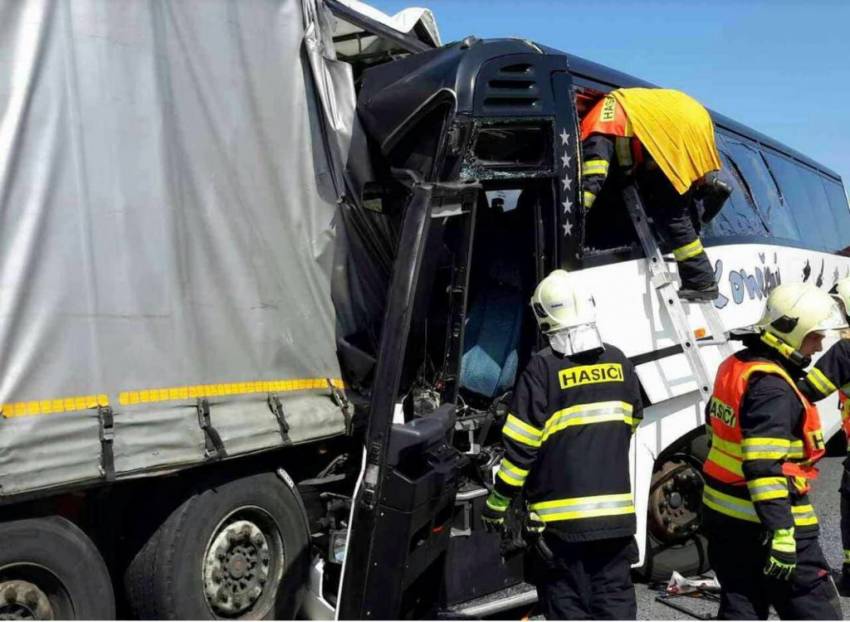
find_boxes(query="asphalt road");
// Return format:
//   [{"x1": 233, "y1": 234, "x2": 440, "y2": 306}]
[{"x1": 637, "y1": 456, "x2": 850, "y2": 620}]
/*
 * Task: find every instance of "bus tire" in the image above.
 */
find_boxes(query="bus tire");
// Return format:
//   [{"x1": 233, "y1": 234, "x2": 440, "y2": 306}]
[
  {"x1": 642, "y1": 433, "x2": 711, "y2": 582},
  {"x1": 643, "y1": 531, "x2": 710, "y2": 583},
  {"x1": 124, "y1": 471, "x2": 310, "y2": 620},
  {"x1": 0, "y1": 515, "x2": 115, "y2": 620}
]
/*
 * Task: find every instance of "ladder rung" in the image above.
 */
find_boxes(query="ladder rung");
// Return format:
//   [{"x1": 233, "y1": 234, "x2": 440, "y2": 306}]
[{"x1": 697, "y1": 339, "x2": 728, "y2": 347}]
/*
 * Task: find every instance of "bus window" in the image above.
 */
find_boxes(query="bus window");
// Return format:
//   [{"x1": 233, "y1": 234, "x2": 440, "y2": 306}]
[
  {"x1": 799, "y1": 167, "x2": 842, "y2": 253},
  {"x1": 703, "y1": 150, "x2": 767, "y2": 239},
  {"x1": 821, "y1": 177, "x2": 850, "y2": 254},
  {"x1": 719, "y1": 136, "x2": 801, "y2": 242},
  {"x1": 763, "y1": 152, "x2": 838, "y2": 252}
]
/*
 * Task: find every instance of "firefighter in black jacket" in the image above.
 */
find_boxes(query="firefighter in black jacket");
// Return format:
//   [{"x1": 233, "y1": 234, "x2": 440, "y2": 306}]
[
  {"x1": 481, "y1": 269, "x2": 643, "y2": 620},
  {"x1": 702, "y1": 282, "x2": 845, "y2": 619},
  {"x1": 580, "y1": 88, "x2": 730, "y2": 301},
  {"x1": 798, "y1": 276, "x2": 850, "y2": 590}
]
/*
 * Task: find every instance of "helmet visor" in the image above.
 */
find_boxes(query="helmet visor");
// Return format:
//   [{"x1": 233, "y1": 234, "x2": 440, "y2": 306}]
[{"x1": 813, "y1": 299, "x2": 849, "y2": 334}]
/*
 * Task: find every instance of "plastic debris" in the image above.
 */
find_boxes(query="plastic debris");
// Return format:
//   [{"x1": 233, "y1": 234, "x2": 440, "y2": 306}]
[{"x1": 666, "y1": 570, "x2": 721, "y2": 595}]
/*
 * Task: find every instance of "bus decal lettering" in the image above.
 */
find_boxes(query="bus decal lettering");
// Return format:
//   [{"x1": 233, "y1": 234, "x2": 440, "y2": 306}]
[{"x1": 713, "y1": 256, "x2": 782, "y2": 309}]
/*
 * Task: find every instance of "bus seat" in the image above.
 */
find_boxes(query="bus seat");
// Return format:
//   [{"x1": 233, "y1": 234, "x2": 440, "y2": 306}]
[{"x1": 460, "y1": 262, "x2": 524, "y2": 398}]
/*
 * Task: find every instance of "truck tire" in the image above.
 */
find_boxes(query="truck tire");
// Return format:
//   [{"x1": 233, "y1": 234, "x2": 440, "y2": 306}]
[
  {"x1": 0, "y1": 515, "x2": 115, "y2": 620},
  {"x1": 125, "y1": 471, "x2": 309, "y2": 620},
  {"x1": 641, "y1": 434, "x2": 711, "y2": 582}
]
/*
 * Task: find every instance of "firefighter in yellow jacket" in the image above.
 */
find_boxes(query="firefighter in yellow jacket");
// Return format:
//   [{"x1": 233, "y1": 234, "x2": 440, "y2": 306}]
[
  {"x1": 581, "y1": 88, "x2": 730, "y2": 301},
  {"x1": 481, "y1": 270, "x2": 643, "y2": 619},
  {"x1": 702, "y1": 283, "x2": 845, "y2": 619}
]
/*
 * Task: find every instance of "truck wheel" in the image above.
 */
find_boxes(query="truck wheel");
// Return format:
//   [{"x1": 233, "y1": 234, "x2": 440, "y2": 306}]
[
  {"x1": 642, "y1": 435, "x2": 711, "y2": 582},
  {"x1": 125, "y1": 471, "x2": 310, "y2": 619},
  {"x1": 0, "y1": 516, "x2": 115, "y2": 620}
]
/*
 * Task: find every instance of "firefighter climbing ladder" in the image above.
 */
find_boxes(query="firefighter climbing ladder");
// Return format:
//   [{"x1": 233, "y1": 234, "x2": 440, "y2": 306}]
[{"x1": 622, "y1": 183, "x2": 734, "y2": 401}]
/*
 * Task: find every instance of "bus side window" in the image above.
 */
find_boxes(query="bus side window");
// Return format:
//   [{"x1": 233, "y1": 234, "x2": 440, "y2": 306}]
[
  {"x1": 719, "y1": 136, "x2": 801, "y2": 243},
  {"x1": 821, "y1": 177, "x2": 850, "y2": 255},
  {"x1": 763, "y1": 151, "x2": 838, "y2": 253},
  {"x1": 702, "y1": 149, "x2": 767, "y2": 239}
]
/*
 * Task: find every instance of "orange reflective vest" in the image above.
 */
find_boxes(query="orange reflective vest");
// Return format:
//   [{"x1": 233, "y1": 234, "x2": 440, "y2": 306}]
[
  {"x1": 580, "y1": 95, "x2": 645, "y2": 168},
  {"x1": 704, "y1": 355, "x2": 825, "y2": 494}
]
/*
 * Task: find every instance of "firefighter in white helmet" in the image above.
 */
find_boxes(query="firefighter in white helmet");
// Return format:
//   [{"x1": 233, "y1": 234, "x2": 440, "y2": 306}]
[
  {"x1": 798, "y1": 276, "x2": 850, "y2": 592},
  {"x1": 703, "y1": 282, "x2": 845, "y2": 619},
  {"x1": 481, "y1": 269, "x2": 643, "y2": 619}
]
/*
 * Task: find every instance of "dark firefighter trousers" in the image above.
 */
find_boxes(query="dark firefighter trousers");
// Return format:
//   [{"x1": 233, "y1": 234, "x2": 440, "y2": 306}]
[
  {"x1": 841, "y1": 460, "x2": 850, "y2": 560},
  {"x1": 534, "y1": 535, "x2": 637, "y2": 620},
  {"x1": 707, "y1": 528, "x2": 842, "y2": 620},
  {"x1": 645, "y1": 190, "x2": 715, "y2": 291}
]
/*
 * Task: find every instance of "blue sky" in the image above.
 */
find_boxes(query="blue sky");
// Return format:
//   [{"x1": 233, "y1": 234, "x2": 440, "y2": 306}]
[{"x1": 368, "y1": 0, "x2": 850, "y2": 191}]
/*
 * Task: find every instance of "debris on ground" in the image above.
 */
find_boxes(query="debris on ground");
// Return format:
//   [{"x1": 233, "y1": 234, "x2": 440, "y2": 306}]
[
  {"x1": 652, "y1": 571, "x2": 721, "y2": 620},
  {"x1": 666, "y1": 570, "x2": 721, "y2": 595}
]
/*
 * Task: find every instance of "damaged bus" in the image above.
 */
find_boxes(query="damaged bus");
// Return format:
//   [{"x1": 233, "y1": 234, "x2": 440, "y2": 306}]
[{"x1": 1, "y1": 0, "x2": 849, "y2": 619}]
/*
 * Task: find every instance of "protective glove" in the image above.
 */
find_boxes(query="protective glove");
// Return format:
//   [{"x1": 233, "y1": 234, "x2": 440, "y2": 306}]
[
  {"x1": 525, "y1": 511, "x2": 545, "y2": 535},
  {"x1": 764, "y1": 527, "x2": 796, "y2": 581},
  {"x1": 481, "y1": 491, "x2": 510, "y2": 533},
  {"x1": 524, "y1": 511, "x2": 554, "y2": 561}
]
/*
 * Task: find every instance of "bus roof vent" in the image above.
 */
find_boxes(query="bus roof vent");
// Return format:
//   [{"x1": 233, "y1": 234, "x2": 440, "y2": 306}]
[{"x1": 481, "y1": 62, "x2": 540, "y2": 112}]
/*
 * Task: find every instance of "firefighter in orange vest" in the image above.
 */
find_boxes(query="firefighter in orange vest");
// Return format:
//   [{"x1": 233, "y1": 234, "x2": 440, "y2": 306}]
[
  {"x1": 581, "y1": 88, "x2": 730, "y2": 302},
  {"x1": 702, "y1": 282, "x2": 845, "y2": 619},
  {"x1": 798, "y1": 276, "x2": 850, "y2": 590}
]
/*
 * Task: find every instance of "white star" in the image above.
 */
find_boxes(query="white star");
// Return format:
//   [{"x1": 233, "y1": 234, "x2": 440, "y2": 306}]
[
  {"x1": 561, "y1": 151, "x2": 572, "y2": 168},
  {"x1": 562, "y1": 220, "x2": 573, "y2": 236},
  {"x1": 562, "y1": 198, "x2": 573, "y2": 214},
  {"x1": 559, "y1": 128, "x2": 571, "y2": 146},
  {"x1": 561, "y1": 174, "x2": 572, "y2": 192}
]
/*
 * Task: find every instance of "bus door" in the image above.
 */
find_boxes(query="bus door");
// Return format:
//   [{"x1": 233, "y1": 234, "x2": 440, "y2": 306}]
[{"x1": 336, "y1": 179, "x2": 479, "y2": 620}]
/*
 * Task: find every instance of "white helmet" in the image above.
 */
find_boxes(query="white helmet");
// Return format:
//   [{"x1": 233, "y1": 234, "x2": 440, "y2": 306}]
[
  {"x1": 833, "y1": 276, "x2": 850, "y2": 317},
  {"x1": 755, "y1": 282, "x2": 847, "y2": 351},
  {"x1": 531, "y1": 270, "x2": 603, "y2": 355},
  {"x1": 531, "y1": 269, "x2": 596, "y2": 334}
]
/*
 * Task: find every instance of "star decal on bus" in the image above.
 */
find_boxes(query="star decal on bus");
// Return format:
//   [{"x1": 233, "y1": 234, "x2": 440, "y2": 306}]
[
  {"x1": 562, "y1": 220, "x2": 573, "y2": 236},
  {"x1": 560, "y1": 128, "x2": 571, "y2": 146},
  {"x1": 561, "y1": 151, "x2": 572, "y2": 168},
  {"x1": 561, "y1": 174, "x2": 572, "y2": 192},
  {"x1": 562, "y1": 198, "x2": 572, "y2": 214}
]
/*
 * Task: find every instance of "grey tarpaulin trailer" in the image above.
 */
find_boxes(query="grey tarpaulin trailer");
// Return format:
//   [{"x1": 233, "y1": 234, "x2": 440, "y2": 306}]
[
  {"x1": 0, "y1": 0, "x2": 435, "y2": 499},
  {"x1": 0, "y1": 1, "x2": 440, "y2": 619}
]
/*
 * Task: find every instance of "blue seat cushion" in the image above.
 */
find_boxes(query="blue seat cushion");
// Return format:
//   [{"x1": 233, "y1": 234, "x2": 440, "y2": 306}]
[{"x1": 460, "y1": 286, "x2": 524, "y2": 398}]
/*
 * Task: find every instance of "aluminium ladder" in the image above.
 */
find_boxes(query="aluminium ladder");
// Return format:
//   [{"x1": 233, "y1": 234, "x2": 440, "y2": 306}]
[{"x1": 622, "y1": 183, "x2": 734, "y2": 401}]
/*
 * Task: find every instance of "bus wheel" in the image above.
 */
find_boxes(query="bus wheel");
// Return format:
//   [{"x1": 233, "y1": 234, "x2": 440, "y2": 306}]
[
  {"x1": 0, "y1": 516, "x2": 115, "y2": 620},
  {"x1": 125, "y1": 471, "x2": 310, "y2": 620},
  {"x1": 642, "y1": 434, "x2": 711, "y2": 582}
]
